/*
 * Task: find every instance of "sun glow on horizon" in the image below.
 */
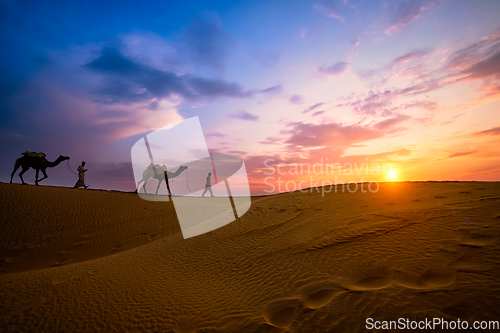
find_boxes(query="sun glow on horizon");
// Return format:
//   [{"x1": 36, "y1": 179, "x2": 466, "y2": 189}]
[{"x1": 387, "y1": 169, "x2": 398, "y2": 181}]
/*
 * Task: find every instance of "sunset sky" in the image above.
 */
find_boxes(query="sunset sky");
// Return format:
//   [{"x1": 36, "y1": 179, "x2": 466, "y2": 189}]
[{"x1": 1, "y1": 0, "x2": 500, "y2": 194}]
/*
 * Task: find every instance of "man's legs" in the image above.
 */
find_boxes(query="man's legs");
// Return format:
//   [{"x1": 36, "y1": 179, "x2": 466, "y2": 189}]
[
  {"x1": 74, "y1": 177, "x2": 88, "y2": 189},
  {"x1": 166, "y1": 179, "x2": 171, "y2": 196},
  {"x1": 74, "y1": 178, "x2": 83, "y2": 188},
  {"x1": 208, "y1": 186, "x2": 214, "y2": 197}
]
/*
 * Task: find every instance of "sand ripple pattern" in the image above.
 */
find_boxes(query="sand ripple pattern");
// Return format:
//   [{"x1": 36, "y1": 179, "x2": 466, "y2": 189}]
[{"x1": 1, "y1": 181, "x2": 500, "y2": 332}]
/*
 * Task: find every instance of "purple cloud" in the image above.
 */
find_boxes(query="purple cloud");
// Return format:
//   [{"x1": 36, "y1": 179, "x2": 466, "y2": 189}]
[
  {"x1": 373, "y1": 114, "x2": 411, "y2": 131},
  {"x1": 386, "y1": 0, "x2": 439, "y2": 35},
  {"x1": 314, "y1": 0, "x2": 345, "y2": 22},
  {"x1": 179, "y1": 17, "x2": 237, "y2": 73},
  {"x1": 461, "y1": 48, "x2": 500, "y2": 80},
  {"x1": 289, "y1": 94, "x2": 304, "y2": 104},
  {"x1": 258, "y1": 137, "x2": 281, "y2": 145},
  {"x1": 302, "y1": 102, "x2": 325, "y2": 114},
  {"x1": 318, "y1": 61, "x2": 349, "y2": 76},
  {"x1": 205, "y1": 132, "x2": 227, "y2": 138},
  {"x1": 227, "y1": 150, "x2": 248, "y2": 155},
  {"x1": 385, "y1": 49, "x2": 432, "y2": 70},
  {"x1": 404, "y1": 100, "x2": 437, "y2": 111},
  {"x1": 473, "y1": 126, "x2": 500, "y2": 136},
  {"x1": 229, "y1": 110, "x2": 259, "y2": 121},
  {"x1": 85, "y1": 47, "x2": 281, "y2": 104},
  {"x1": 282, "y1": 122, "x2": 382, "y2": 148}
]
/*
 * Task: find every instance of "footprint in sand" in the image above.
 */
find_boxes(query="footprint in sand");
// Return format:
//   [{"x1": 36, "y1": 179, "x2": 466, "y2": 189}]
[
  {"x1": 448, "y1": 252, "x2": 490, "y2": 272},
  {"x1": 416, "y1": 267, "x2": 456, "y2": 287},
  {"x1": 299, "y1": 281, "x2": 345, "y2": 309},
  {"x1": 456, "y1": 228, "x2": 497, "y2": 247},
  {"x1": 302, "y1": 289, "x2": 342, "y2": 309},
  {"x1": 51, "y1": 257, "x2": 70, "y2": 267},
  {"x1": 3, "y1": 257, "x2": 15, "y2": 264},
  {"x1": 263, "y1": 298, "x2": 302, "y2": 328},
  {"x1": 341, "y1": 265, "x2": 395, "y2": 291},
  {"x1": 262, "y1": 281, "x2": 345, "y2": 329},
  {"x1": 344, "y1": 275, "x2": 393, "y2": 290},
  {"x1": 0, "y1": 257, "x2": 15, "y2": 272},
  {"x1": 393, "y1": 267, "x2": 456, "y2": 289},
  {"x1": 112, "y1": 244, "x2": 125, "y2": 252}
]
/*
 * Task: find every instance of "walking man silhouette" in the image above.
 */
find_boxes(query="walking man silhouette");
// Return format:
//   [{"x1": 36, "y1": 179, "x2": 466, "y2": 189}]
[
  {"x1": 202, "y1": 172, "x2": 214, "y2": 197},
  {"x1": 73, "y1": 161, "x2": 88, "y2": 189}
]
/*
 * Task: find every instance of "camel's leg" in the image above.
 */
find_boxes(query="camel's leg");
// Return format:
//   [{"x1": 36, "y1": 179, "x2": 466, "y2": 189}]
[
  {"x1": 143, "y1": 180, "x2": 148, "y2": 194},
  {"x1": 10, "y1": 160, "x2": 21, "y2": 184},
  {"x1": 34, "y1": 169, "x2": 41, "y2": 185},
  {"x1": 18, "y1": 166, "x2": 30, "y2": 185},
  {"x1": 137, "y1": 179, "x2": 144, "y2": 192},
  {"x1": 155, "y1": 178, "x2": 164, "y2": 195},
  {"x1": 37, "y1": 169, "x2": 48, "y2": 184}
]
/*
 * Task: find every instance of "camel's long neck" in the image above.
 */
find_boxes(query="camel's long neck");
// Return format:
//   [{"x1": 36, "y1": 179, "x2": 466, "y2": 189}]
[
  {"x1": 48, "y1": 157, "x2": 64, "y2": 167},
  {"x1": 170, "y1": 167, "x2": 185, "y2": 178}
]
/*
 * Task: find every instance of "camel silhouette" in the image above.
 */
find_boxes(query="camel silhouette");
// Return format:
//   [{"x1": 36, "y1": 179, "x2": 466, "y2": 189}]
[
  {"x1": 10, "y1": 153, "x2": 70, "y2": 185},
  {"x1": 137, "y1": 164, "x2": 188, "y2": 195}
]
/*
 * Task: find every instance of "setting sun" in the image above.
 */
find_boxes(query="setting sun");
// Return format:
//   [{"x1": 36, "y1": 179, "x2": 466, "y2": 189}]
[{"x1": 387, "y1": 169, "x2": 398, "y2": 180}]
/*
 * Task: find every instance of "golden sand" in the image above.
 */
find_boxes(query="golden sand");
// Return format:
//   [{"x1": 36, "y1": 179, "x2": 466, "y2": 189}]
[{"x1": 1, "y1": 182, "x2": 499, "y2": 331}]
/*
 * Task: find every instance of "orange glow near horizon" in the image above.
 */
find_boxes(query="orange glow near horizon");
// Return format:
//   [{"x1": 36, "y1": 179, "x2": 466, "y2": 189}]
[{"x1": 387, "y1": 169, "x2": 398, "y2": 181}]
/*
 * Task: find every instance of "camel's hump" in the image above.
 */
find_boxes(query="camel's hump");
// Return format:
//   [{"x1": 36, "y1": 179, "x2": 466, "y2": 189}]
[{"x1": 22, "y1": 151, "x2": 46, "y2": 158}]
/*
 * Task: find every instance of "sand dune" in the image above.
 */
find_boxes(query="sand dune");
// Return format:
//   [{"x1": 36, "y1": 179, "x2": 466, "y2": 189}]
[{"x1": 1, "y1": 181, "x2": 500, "y2": 332}]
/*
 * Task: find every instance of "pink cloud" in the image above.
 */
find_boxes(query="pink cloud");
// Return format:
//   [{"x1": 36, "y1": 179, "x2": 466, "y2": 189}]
[
  {"x1": 448, "y1": 151, "x2": 478, "y2": 158},
  {"x1": 373, "y1": 114, "x2": 411, "y2": 131},
  {"x1": 302, "y1": 102, "x2": 325, "y2": 114},
  {"x1": 258, "y1": 137, "x2": 282, "y2": 145},
  {"x1": 317, "y1": 61, "x2": 349, "y2": 76},
  {"x1": 314, "y1": 1, "x2": 345, "y2": 22},
  {"x1": 385, "y1": 49, "x2": 431, "y2": 70},
  {"x1": 385, "y1": 0, "x2": 439, "y2": 35},
  {"x1": 473, "y1": 126, "x2": 500, "y2": 136},
  {"x1": 404, "y1": 100, "x2": 437, "y2": 111},
  {"x1": 282, "y1": 122, "x2": 383, "y2": 148}
]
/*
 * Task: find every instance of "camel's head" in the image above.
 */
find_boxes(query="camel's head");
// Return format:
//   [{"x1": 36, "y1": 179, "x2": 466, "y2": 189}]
[
  {"x1": 59, "y1": 155, "x2": 70, "y2": 161},
  {"x1": 180, "y1": 165, "x2": 188, "y2": 171}
]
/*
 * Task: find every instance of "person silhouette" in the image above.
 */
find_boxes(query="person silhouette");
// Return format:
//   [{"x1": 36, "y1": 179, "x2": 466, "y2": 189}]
[
  {"x1": 202, "y1": 172, "x2": 214, "y2": 197},
  {"x1": 73, "y1": 161, "x2": 88, "y2": 189},
  {"x1": 163, "y1": 170, "x2": 172, "y2": 196}
]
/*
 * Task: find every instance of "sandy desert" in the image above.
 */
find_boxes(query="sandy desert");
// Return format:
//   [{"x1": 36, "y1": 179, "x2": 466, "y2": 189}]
[{"x1": 1, "y1": 181, "x2": 499, "y2": 332}]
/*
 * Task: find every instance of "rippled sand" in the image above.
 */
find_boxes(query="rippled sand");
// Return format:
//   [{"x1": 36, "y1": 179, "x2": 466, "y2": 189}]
[{"x1": 1, "y1": 181, "x2": 499, "y2": 332}]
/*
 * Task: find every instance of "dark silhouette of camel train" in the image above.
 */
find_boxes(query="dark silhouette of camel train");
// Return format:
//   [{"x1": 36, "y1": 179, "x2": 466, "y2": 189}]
[{"x1": 10, "y1": 151, "x2": 70, "y2": 185}]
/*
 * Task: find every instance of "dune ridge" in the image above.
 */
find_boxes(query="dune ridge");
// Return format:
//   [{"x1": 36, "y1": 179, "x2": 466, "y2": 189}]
[{"x1": 1, "y1": 181, "x2": 500, "y2": 332}]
